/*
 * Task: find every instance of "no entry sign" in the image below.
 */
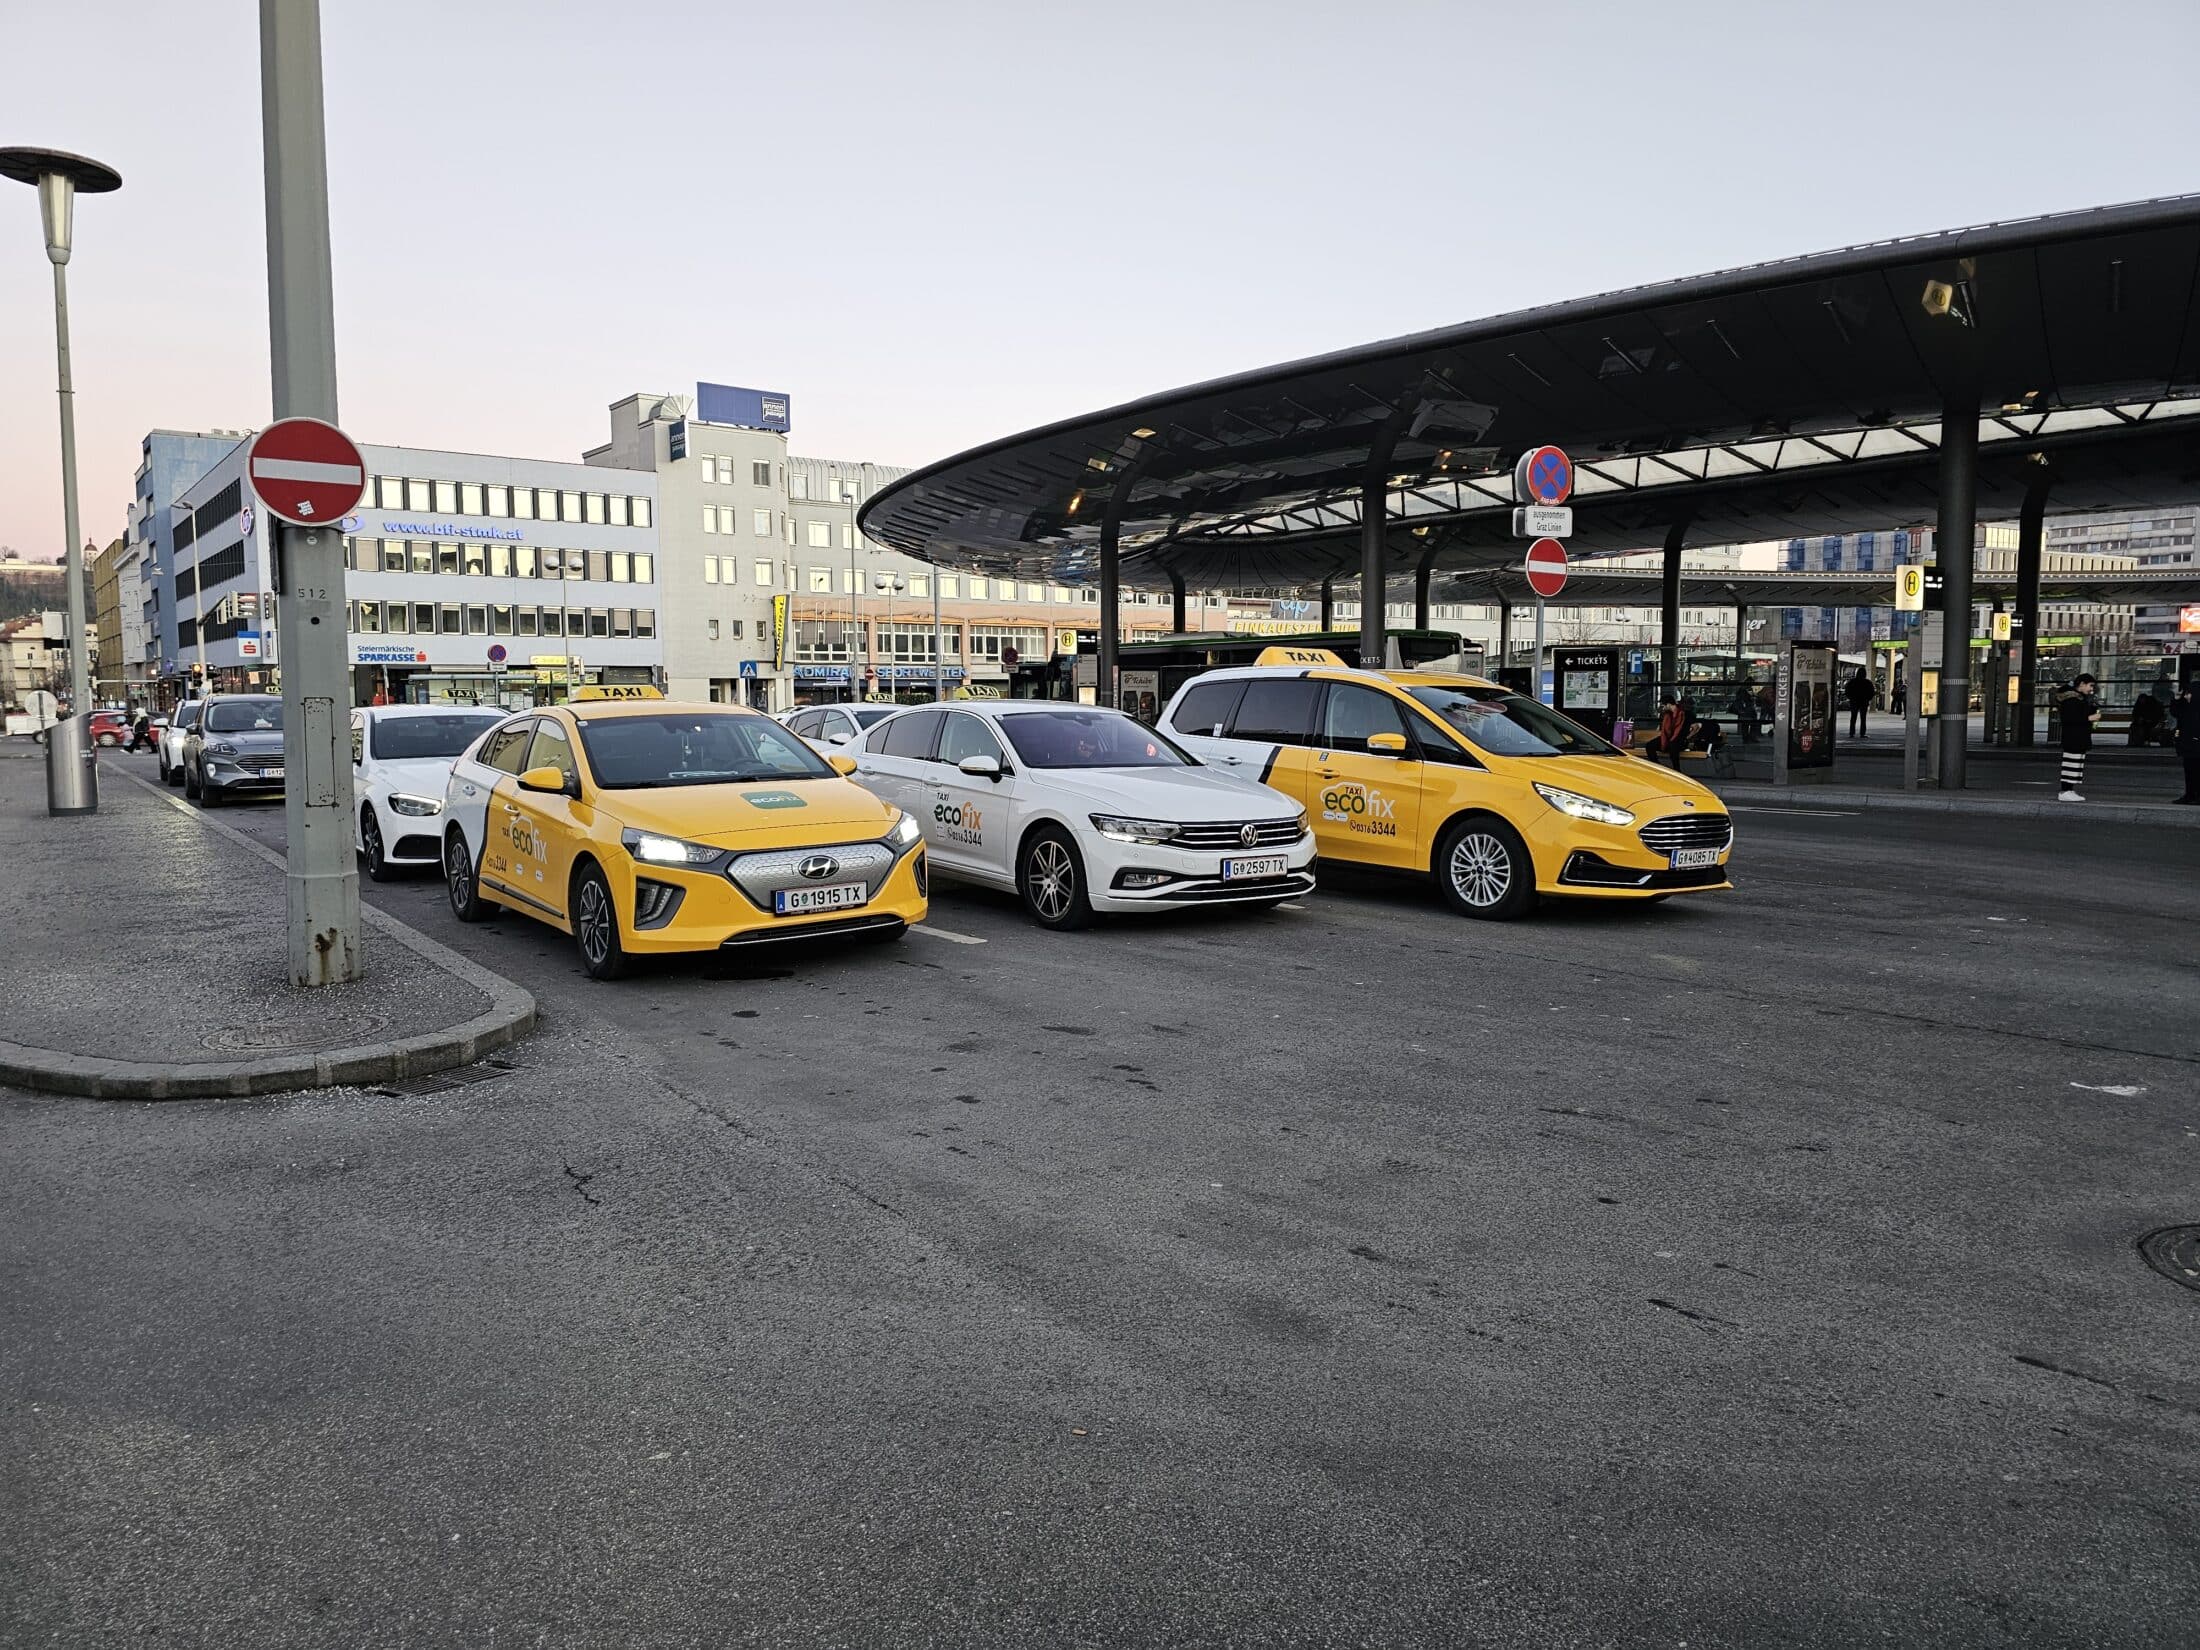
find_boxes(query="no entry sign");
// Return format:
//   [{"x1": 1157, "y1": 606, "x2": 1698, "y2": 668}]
[
  {"x1": 1524, "y1": 537, "x2": 1569, "y2": 598},
  {"x1": 1514, "y1": 444, "x2": 1573, "y2": 506},
  {"x1": 247, "y1": 417, "x2": 366, "y2": 526}
]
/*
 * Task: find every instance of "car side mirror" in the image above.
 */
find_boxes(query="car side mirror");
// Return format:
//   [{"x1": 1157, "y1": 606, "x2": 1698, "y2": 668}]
[
  {"x1": 1366, "y1": 732, "x2": 1408, "y2": 754},
  {"x1": 827, "y1": 730, "x2": 852, "y2": 746},
  {"x1": 518, "y1": 765, "x2": 571, "y2": 795},
  {"x1": 826, "y1": 754, "x2": 859, "y2": 776},
  {"x1": 958, "y1": 754, "x2": 1002, "y2": 780}
]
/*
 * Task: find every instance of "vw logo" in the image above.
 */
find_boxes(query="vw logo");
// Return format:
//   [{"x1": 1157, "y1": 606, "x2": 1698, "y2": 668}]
[
  {"x1": 1239, "y1": 823, "x2": 1260, "y2": 848},
  {"x1": 798, "y1": 854, "x2": 840, "y2": 881}
]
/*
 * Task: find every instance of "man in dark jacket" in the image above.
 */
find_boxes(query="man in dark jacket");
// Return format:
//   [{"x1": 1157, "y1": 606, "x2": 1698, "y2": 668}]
[
  {"x1": 1843, "y1": 667, "x2": 1873, "y2": 737},
  {"x1": 2056, "y1": 674, "x2": 2100, "y2": 802},
  {"x1": 2173, "y1": 680, "x2": 2200, "y2": 805}
]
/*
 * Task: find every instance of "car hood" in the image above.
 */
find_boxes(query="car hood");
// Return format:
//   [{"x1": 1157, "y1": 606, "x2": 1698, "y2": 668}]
[
  {"x1": 603, "y1": 777, "x2": 902, "y2": 847},
  {"x1": 370, "y1": 757, "x2": 460, "y2": 796},
  {"x1": 203, "y1": 727, "x2": 285, "y2": 753},
  {"x1": 1497, "y1": 752, "x2": 1723, "y2": 811},
  {"x1": 1028, "y1": 763, "x2": 1300, "y2": 819}
]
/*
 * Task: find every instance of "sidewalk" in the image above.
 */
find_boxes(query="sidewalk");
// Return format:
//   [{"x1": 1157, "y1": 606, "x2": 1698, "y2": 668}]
[{"x1": 0, "y1": 743, "x2": 535, "y2": 1098}]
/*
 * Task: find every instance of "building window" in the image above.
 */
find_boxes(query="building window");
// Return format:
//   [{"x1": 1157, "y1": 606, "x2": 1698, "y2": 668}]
[
  {"x1": 461, "y1": 605, "x2": 486, "y2": 635},
  {"x1": 437, "y1": 542, "x2": 461, "y2": 576},
  {"x1": 609, "y1": 552, "x2": 630, "y2": 582},
  {"x1": 492, "y1": 605, "x2": 514, "y2": 636},
  {"x1": 379, "y1": 540, "x2": 404, "y2": 573},
  {"x1": 753, "y1": 509, "x2": 772, "y2": 537},
  {"x1": 754, "y1": 559, "x2": 774, "y2": 586},
  {"x1": 712, "y1": 456, "x2": 732, "y2": 485},
  {"x1": 807, "y1": 520, "x2": 831, "y2": 548},
  {"x1": 358, "y1": 601, "x2": 383, "y2": 634},
  {"x1": 718, "y1": 506, "x2": 736, "y2": 534},
  {"x1": 633, "y1": 497, "x2": 652, "y2": 529},
  {"x1": 463, "y1": 542, "x2": 487, "y2": 577},
  {"x1": 488, "y1": 544, "x2": 512, "y2": 578},
  {"x1": 540, "y1": 547, "x2": 564, "y2": 578},
  {"x1": 633, "y1": 553, "x2": 653, "y2": 583},
  {"x1": 610, "y1": 608, "x2": 634, "y2": 638},
  {"x1": 405, "y1": 478, "x2": 432, "y2": 512},
  {"x1": 513, "y1": 545, "x2": 537, "y2": 578},
  {"x1": 458, "y1": 482, "x2": 483, "y2": 517},
  {"x1": 608, "y1": 494, "x2": 629, "y2": 527},
  {"x1": 910, "y1": 574, "x2": 930, "y2": 598},
  {"x1": 751, "y1": 461, "x2": 771, "y2": 487},
  {"x1": 588, "y1": 550, "x2": 609, "y2": 582},
  {"x1": 384, "y1": 604, "x2": 409, "y2": 636},
  {"x1": 559, "y1": 491, "x2": 582, "y2": 524},
  {"x1": 784, "y1": 515, "x2": 795, "y2": 545},
  {"x1": 512, "y1": 487, "x2": 535, "y2": 520},
  {"x1": 703, "y1": 507, "x2": 718, "y2": 534},
  {"x1": 940, "y1": 575, "x2": 959, "y2": 598},
  {"x1": 588, "y1": 610, "x2": 610, "y2": 638},
  {"x1": 486, "y1": 484, "x2": 511, "y2": 518},
  {"x1": 517, "y1": 608, "x2": 538, "y2": 637},
  {"x1": 410, "y1": 602, "x2": 434, "y2": 633},
  {"x1": 434, "y1": 480, "x2": 459, "y2": 514},
  {"x1": 704, "y1": 560, "x2": 719, "y2": 584},
  {"x1": 540, "y1": 609, "x2": 563, "y2": 638},
  {"x1": 408, "y1": 541, "x2": 433, "y2": 575},
  {"x1": 377, "y1": 476, "x2": 404, "y2": 509},
  {"x1": 790, "y1": 472, "x2": 809, "y2": 501},
  {"x1": 809, "y1": 566, "x2": 833, "y2": 592},
  {"x1": 585, "y1": 493, "x2": 607, "y2": 525},
  {"x1": 725, "y1": 619, "x2": 743, "y2": 639}
]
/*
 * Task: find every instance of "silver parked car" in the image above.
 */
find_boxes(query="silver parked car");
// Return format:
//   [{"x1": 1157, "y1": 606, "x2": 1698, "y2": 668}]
[
  {"x1": 158, "y1": 699, "x2": 204, "y2": 785},
  {"x1": 183, "y1": 695, "x2": 286, "y2": 807}
]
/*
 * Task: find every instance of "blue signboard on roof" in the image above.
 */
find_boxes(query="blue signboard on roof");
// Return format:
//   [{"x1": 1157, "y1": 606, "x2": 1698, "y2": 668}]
[{"x1": 696, "y1": 383, "x2": 791, "y2": 433}]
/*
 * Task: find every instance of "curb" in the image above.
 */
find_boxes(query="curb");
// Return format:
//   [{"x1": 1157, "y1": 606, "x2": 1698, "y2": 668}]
[
  {"x1": 0, "y1": 767, "x2": 536, "y2": 1100},
  {"x1": 1712, "y1": 783, "x2": 2200, "y2": 829}
]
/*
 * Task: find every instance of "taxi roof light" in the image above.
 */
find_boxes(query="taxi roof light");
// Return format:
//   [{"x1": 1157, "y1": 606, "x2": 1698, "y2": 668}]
[
  {"x1": 1253, "y1": 646, "x2": 1347, "y2": 668},
  {"x1": 572, "y1": 684, "x2": 665, "y2": 701}
]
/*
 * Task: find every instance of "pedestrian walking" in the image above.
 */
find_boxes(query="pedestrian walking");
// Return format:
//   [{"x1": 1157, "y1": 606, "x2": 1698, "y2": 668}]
[
  {"x1": 2172, "y1": 678, "x2": 2200, "y2": 805},
  {"x1": 2056, "y1": 673, "x2": 2100, "y2": 802},
  {"x1": 1890, "y1": 664, "x2": 1907, "y2": 717},
  {"x1": 1844, "y1": 666, "x2": 1873, "y2": 738},
  {"x1": 126, "y1": 708, "x2": 152, "y2": 752}
]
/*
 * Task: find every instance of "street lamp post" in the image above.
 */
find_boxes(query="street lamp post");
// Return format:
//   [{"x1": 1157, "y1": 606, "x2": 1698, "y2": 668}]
[
  {"x1": 873, "y1": 573, "x2": 905, "y2": 703},
  {"x1": 1, "y1": 146, "x2": 122, "y2": 815}
]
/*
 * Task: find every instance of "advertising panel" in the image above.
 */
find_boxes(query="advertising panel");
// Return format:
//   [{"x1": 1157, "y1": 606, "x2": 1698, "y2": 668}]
[
  {"x1": 771, "y1": 593, "x2": 790, "y2": 670},
  {"x1": 695, "y1": 383, "x2": 792, "y2": 433},
  {"x1": 1774, "y1": 640, "x2": 1838, "y2": 780}
]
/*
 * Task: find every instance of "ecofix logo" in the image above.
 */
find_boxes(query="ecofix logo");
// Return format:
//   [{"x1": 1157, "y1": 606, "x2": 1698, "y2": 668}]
[
  {"x1": 1320, "y1": 781, "x2": 1398, "y2": 837},
  {"x1": 933, "y1": 800, "x2": 985, "y2": 846}
]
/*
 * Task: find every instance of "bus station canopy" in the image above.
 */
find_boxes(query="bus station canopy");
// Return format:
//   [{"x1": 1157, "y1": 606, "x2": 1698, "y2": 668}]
[
  {"x1": 1437, "y1": 563, "x2": 2200, "y2": 612},
  {"x1": 859, "y1": 195, "x2": 2200, "y2": 592}
]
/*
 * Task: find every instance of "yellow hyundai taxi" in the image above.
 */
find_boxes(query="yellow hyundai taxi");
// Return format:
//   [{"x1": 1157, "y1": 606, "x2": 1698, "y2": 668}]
[
  {"x1": 1160, "y1": 648, "x2": 1731, "y2": 919},
  {"x1": 441, "y1": 689, "x2": 927, "y2": 977}
]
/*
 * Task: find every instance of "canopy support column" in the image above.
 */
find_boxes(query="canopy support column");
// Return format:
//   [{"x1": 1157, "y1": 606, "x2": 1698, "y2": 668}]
[
  {"x1": 1169, "y1": 569, "x2": 1186, "y2": 635},
  {"x1": 2014, "y1": 469, "x2": 2050, "y2": 748},
  {"x1": 1358, "y1": 477, "x2": 1386, "y2": 667},
  {"x1": 1660, "y1": 521, "x2": 1685, "y2": 693},
  {"x1": 1413, "y1": 541, "x2": 1440, "y2": 632},
  {"x1": 1319, "y1": 578, "x2": 1333, "y2": 632},
  {"x1": 1936, "y1": 397, "x2": 1979, "y2": 790},
  {"x1": 1498, "y1": 597, "x2": 1512, "y2": 670},
  {"x1": 1098, "y1": 507, "x2": 1123, "y2": 712}
]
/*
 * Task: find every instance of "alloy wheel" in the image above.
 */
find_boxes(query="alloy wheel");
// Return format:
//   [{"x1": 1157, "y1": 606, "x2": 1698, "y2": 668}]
[
  {"x1": 1448, "y1": 832, "x2": 1512, "y2": 909},
  {"x1": 1028, "y1": 840, "x2": 1075, "y2": 922},
  {"x1": 446, "y1": 833, "x2": 472, "y2": 910},
  {"x1": 577, "y1": 878, "x2": 613, "y2": 967}
]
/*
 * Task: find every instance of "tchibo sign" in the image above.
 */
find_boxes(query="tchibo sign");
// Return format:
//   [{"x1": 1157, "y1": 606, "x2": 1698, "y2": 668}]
[{"x1": 695, "y1": 382, "x2": 792, "y2": 433}]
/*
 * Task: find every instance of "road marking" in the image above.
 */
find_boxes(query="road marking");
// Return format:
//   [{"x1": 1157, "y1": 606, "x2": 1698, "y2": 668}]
[
  {"x1": 912, "y1": 924, "x2": 987, "y2": 946},
  {"x1": 1725, "y1": 806, "x2": 1860, "y2": 817},
  {"x1": 1275, "y1": 902, "x2": 1309, "y2": 912}
]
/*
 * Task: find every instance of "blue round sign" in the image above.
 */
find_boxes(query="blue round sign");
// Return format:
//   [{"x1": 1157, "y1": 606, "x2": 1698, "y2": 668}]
[
  {"x1": 487, "y1": 644, "x2": 508, "y2": 664},
  {"x1": 1514, "y1": 444, "x2": 1574, "y2": 505}
]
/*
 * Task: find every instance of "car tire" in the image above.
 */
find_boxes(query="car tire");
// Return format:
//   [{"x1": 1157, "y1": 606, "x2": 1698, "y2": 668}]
[
  {"x1": 571, "y1": 861, "x2": 631, "y2": 980},
  {"x1": 1019, "y1": 826, "x2": 1093, "y2": 931},
  {"x1": 95, "y1": 732, "x2": 118, "y2": 747},
  {"x1": 445, "y1": 828, "x2": 488, "y2": 922},
  {"x1": 190, "y1": 764, "x2": 221, "y2": 808},
  {"x1": 1434, "y1": 815, "x2": 1536, "y2": 921},
  {"x1": 361, "y1": 808, "x2": 394, "y2": 882},
  {"x1": 157, "y1": 755, "x2": 170, "y2": 783}
]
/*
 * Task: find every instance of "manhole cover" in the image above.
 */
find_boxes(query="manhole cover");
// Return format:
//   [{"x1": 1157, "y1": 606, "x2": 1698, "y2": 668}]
[{"x1": 2138, "y1": 1226, "x2": 2200, "y2": 1292}]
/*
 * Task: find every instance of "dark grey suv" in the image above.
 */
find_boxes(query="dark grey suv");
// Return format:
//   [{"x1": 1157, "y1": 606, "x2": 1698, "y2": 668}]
[{"x1": 184, "y1": 695, "x2": 286, "y2": 807}]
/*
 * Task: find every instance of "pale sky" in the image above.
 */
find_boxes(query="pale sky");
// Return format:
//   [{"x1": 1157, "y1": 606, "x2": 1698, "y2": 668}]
[{"x1": 3, "y1": 0, "x2": 2197, "y2": 560}]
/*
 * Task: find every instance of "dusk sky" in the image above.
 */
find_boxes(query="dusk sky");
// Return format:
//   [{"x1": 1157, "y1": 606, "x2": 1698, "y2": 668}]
[{"x1": 3, "y1": 0, "x2": 2196, "y2": 561}]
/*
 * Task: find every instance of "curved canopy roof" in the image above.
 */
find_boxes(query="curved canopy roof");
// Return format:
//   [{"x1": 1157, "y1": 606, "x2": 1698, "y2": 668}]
[
  {"x1": 860, "y1": 196, "x2": 2200, "y2": 592},
  {"x1": 1434, "y1": 563, "x2": 2200, "y2": 613}
]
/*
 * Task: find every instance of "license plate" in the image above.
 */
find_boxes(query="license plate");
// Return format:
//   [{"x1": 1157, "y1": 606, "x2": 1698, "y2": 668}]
[
  {"x1": 1670, "y1": 847, "x2": 1720, "y2": 870},
  {"x1": 260, "y1": 766, "x2": 285, "y2": 781},
  {"x1": 1223, "y1": 855, "x2": 1288, "y2": 881},
  {"x1": 774, "y1": 883, "x2": 867, "y2": 915}
]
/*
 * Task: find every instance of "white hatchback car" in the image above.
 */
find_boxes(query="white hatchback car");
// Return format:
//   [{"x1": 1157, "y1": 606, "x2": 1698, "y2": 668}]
[
  {"x1": 157, "y1": 699, "x2": 204, "y2": 785},
  {"x1": 783, "y1": 702, "x2": 900, "y2": 752},
  {"x1": 850, "y1": 701, "x2": 1314, "y2": 929},
  {"x1": 350, "y1": 704, "x2": 512, "y2": 880}
]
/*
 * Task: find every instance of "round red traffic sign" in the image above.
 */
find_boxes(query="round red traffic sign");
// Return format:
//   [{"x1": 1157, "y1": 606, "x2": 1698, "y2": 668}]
[
  {"x1": 246, "y1": 417, "x2": 366, "y2": 526},
  {"x1": 1514, "y1": 444, "x2": 1573, "y2": 506},
  {"x1": 1001, "y1": 646, "x2": 1021, "y2": 667},
  {"x1": 1524, "y1": 537, "x2": 1569, "y2": 598}
]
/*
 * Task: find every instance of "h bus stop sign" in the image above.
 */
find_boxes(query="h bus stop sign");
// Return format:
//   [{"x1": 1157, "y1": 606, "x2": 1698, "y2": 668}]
[{"x1": 247, "y1": 417, "x2": 366, "y2": 525}]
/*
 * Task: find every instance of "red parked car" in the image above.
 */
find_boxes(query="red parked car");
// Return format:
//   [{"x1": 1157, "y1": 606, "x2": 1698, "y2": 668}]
[{"x1": 88, "y1": 710, "x2": 134, "y2": 747}]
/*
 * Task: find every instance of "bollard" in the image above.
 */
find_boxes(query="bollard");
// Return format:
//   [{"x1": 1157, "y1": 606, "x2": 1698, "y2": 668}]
[{"x1": 44, "y1": 713, "x2": 98, "y2": 815}]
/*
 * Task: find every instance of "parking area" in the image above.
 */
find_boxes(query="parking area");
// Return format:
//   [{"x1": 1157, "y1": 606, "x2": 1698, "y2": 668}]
[{"x1": 7, "y1": 763, "x2": 2199, "y2": 1647}]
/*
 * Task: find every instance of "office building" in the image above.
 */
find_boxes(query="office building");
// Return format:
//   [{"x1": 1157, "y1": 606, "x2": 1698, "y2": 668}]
[{"x1": 129, "y1": 429, "x2": 246, "y2": 685}]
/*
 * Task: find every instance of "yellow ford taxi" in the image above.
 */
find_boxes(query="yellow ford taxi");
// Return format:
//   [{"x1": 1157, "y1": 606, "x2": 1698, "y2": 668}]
[
  {"x1": 1159, "y1": 648, "x2": 1731, "y2": 919},
  {"x1": 441, "y1": 688, "x2": 927, "y2": 977}
]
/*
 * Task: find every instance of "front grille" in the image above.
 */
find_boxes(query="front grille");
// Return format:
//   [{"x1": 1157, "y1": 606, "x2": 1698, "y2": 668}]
[
  {"x1": 1638, "y1": 813, "x2": 1733, "y2": 855},
  {"x1": 726, "y1": 840, "x2": 896, "y2": 912},
  {"x1": 239, "y1": 755, "x2": 286, "y2": 774},
  {"x1": 1169, "y1": 818, "x2": 1305, "y2": 851},
  {"x1": 1561, "y1": 851, "x2": 1730, "y2": 891}
]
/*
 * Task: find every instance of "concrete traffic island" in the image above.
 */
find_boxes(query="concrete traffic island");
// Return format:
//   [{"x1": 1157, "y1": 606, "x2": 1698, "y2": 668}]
[{"x1": 0, "y1": 745, "x2": 534, "y2": 1099}]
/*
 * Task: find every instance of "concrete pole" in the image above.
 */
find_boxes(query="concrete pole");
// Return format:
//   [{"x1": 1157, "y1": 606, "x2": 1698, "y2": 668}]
[
  {"x1": 1358, "y1": 475, "x2": 1386, "y2": 667},
  {"x1": 1935, "y1": 398, "x2": 1979, "y2": 791},
  {"x1": 2014, "y1": 472, "x2": 2049, "y2": 747},
  {"x1": 1097, "y1": 516, "x2": 1120, "y2": 711},
  {"x1": 1169, "y1": 570, "x2": 1186, "y2": 635},
  {"x1": 1659, "y1": 521, "x2": 1684, "y2": 696},
  {"x1": 1319, "y1": 578, "x2": 1333, "y2": 632},
  {"x1": 1498, "y1": 597, "x2": 1511, "y2": 670},
  {"x1": 261, "y1": 0, "x2": 361, "y2": 986},
  {"x1": 1532, "y1": 598, "x2": 1546, "y2": 702},
  {"x1": 931, "y1": 573, "x2": 944, "y2": 702}
]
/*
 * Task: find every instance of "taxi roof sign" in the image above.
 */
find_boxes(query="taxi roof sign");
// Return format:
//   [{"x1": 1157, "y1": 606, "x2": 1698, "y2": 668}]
[
  {"x1": 571, "y1": 684, "x2": 664, "y2": 701},
  {"x1": 1254, "y1": 645, "x2": 1347, "y2": 668}
]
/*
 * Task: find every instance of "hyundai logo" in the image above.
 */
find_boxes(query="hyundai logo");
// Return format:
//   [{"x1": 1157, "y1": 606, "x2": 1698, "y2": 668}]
[
  {"x1": 797, "y1": 854, "x2": 840, "y2": 881},
  {"x1": 1240, "y1": 823, "x2": 1260, "y2": 848}
]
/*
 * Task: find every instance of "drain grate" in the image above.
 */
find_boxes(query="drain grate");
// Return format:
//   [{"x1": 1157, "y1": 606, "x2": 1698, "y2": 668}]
[
  {"x1": 2138, "y1": 1226, "x2": 2200, "y2": 1292},
  {"x1": 375, "y1": 1058, "x2": 517, "y2": 1098}
]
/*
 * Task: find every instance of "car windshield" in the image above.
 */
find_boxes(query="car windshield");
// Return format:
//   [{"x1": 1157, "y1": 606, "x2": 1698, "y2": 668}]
[
  {"x1": 177, "y1": 704, "x2": 202, "y2": 728},
  {"x1": 852, "y1": 706, "x2": 897, "y2": 728},
  {"x1": 1406, "y1": 685, "x2": 1615, "y2": 758},
  {"x1": 996, "y1": 709, "x2": 1195, "y2": 769},
  {"x1": 575, "y1": 712, "x2": 836, "y2": 789},
  {"x1": 204, "y1": 700, "x2": 283, "y2": 733},
  {"x1": 371, "y1": 713, "x2": 505, "y2": 760}
]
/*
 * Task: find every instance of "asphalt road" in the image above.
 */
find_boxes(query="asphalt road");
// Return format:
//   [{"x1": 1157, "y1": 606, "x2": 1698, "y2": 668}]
[{"x1": 7, "y1": 764, "x2": 2199, "y2": 1648}]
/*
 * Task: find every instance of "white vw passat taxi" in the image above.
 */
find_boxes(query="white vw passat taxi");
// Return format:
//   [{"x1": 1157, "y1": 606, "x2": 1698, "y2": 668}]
[
  {"x1": 851, "y1": 701, "x2": 1314, "y2": 929},
  {"x1": 351, "y1": 704, "x2": 511, "y2": 880}
]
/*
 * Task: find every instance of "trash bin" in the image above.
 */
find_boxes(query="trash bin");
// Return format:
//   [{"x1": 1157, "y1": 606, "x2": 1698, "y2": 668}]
[{"x1": 44, "y1": 713, "x2": 98, "y2": 815}]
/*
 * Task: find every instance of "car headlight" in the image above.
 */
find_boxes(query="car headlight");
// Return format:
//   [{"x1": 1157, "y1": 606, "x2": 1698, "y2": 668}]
[
  {"x1": 620, "y1": 828, "x2": 729, "y2": 870},
  {"x1": 1533, "y1": 783, "x2": 1635, "y2": 826},
  {"x1": 208, "y1": 741, "x2": 239, "y2": 757},
  {"x1": 886, "y1": 810, "x2": 923, "y2": 850},
  {"x1": 386, "y1": 792, "x2": 443, "y2": 817},
  {"x1": 1090, "y1": 814, "x2": 1181, "y2": 845},
  {"x1": 1292, "y1": 809, "x2": 1310, "y2": 838}
]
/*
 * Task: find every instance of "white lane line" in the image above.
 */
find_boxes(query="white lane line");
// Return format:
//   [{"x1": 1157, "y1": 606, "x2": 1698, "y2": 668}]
[
  {"x1": 912, "y1": 925, "x2": 988, "y2": 945},
  {"x1": 1725, "y1": 806, "x2": 1860, "y2": 817},
  {"x1": 1275, "y1": 903, "x2": 1310, "y2": 912}
]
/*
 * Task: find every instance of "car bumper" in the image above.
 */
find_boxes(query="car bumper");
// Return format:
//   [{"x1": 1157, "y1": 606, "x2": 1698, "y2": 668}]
[
  {"x1": 1083, "y1": 829, "x2": 1317, "y2": 913},
  {"x1": 203, "y1": 763, "x2": 285, "y2": 795},
  {"x1": 611, "y1": 841, "x2": 929, "y2": 954},
  {"x1": 1523, "y1": 805, "x2": 1732, "y2": 898}
]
